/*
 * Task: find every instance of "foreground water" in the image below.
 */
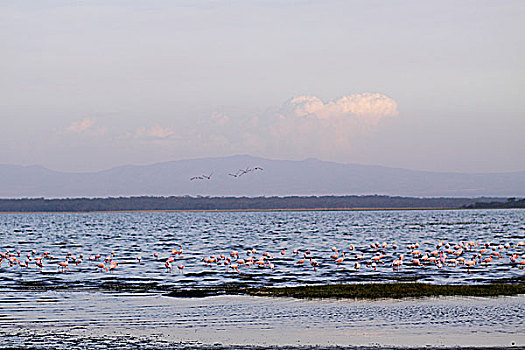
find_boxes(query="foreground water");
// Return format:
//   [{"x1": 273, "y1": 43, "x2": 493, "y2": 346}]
[
  {"x1": 1, "y1": 292, "x2": 524, "y2": 348},
  {"x1": 1, "y1": 209, "x2": 524, "y2": 348}
]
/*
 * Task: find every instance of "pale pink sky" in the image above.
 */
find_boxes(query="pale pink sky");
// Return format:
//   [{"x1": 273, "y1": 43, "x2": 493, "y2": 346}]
[{"x1": 1, "y1": 1, "x2": 524, "y2": 173}]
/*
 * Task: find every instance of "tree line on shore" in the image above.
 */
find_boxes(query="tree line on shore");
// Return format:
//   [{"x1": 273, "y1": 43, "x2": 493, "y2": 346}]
[
  {"x1": 463, "y1": 197, "x2": 525, "y2": 209},
  {"x1": 0, "y1": 195, "x2": 521, "y2": 212}
]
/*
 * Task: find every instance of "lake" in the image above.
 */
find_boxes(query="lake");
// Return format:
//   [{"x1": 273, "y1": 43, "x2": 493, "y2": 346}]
[{"x1": 1, "y1": 209, "x2": 524, "y2": 348}]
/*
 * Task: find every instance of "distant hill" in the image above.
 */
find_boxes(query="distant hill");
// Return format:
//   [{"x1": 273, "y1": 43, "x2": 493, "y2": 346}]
[{"x1": 1, "y1": 155, "x2": 524, "y2": 198}]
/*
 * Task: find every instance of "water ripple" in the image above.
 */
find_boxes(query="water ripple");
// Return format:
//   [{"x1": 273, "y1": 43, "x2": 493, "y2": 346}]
[{"x1": 0, "y1": 209, "x2": 524, "y2": 294}]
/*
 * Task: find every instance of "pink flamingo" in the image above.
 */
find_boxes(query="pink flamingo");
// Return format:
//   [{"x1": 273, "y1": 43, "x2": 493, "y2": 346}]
[
  {"x1": 58, "y1": 260, "x2": 69, "y2": 272},
  {"x1": 335, "y1": 252, "x2": 346, "y2": 266},
  {"x1": 97, "y1": 263, "x2": 108, "y2": 272}
]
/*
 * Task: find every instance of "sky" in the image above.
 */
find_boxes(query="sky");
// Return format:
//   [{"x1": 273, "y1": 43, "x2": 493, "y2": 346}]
[{"x1": 1, "y1": 0, "x2": 524, "y2": 173}]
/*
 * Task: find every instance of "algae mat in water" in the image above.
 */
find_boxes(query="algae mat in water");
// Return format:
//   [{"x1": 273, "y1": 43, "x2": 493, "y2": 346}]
[
  {"x1": 244, "y1": 282, "x2": 525, "y2": 299},
  {"x1": 165, "y1": 282, "x2": 525, "y2": 299}
]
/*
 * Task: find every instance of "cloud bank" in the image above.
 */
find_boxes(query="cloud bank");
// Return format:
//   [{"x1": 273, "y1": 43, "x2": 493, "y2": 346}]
[
  {"x1": 59, "y1": 93, "x2": 398, "y2": 167},
  {"x1": 286, "y1": 93, "x2": 398, "y2": 121},
  {"x1": 262, "y1": 93, "x2": 398, "y2": 157},
  {"x1": 198, "y1": 93, "x2": 399, "y2": 160}
]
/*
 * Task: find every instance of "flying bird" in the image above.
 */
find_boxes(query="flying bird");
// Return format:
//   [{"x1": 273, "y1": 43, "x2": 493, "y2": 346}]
[
  {"x1": 191, "y1": 173, "x2": 213, "y2": 181},
  {"x1": 238, "y1": 168, "x2": 250, "y2": 177},
  {"x1": 228, "y1": 166, "x2": 264, "y2": 178}
]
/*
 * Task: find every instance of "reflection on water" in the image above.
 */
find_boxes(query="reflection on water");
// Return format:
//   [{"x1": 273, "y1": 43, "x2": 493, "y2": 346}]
[{"x1": 0, "y1": 292, "x2": 524, "y2": 348}]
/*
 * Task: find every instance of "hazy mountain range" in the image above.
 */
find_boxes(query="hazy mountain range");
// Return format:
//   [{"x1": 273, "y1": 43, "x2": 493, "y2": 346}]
[{"x1": 1, "y1": 155, "x2": 524, "y2": 198}]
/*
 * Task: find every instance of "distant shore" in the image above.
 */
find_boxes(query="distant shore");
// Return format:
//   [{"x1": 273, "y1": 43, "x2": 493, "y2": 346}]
[
  {"x1": 0, "y1": 207, "x2": 469, "y2": 214},
  {"x1": 0, "y1": 195, "x2": 523, "y2": 213}
]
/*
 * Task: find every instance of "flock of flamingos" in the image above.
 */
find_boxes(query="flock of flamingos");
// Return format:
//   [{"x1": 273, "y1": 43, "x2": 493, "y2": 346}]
[{"x1": 1, "y1": 239, "x2": 525, "y2": 276}]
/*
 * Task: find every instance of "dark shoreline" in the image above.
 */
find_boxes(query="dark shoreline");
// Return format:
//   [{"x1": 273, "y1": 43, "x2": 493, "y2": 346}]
[
  {"x1": 0, "y1": 207, "x2": 470, "y2": 214},
  {"x1": 1, "y1": 195, "x2": 522, "y2": 213}
]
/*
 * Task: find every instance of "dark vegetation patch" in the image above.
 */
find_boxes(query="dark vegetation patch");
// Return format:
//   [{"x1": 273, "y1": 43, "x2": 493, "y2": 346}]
[
  {"x1": 7, "y1": 280, "x2": 525, "y2": 300},
  {"x1": 244, "y1": 282, "x2": 525, "y2": 299},
  {"x1": 464, "y1": 197, "x2": 525, "y2": 209}
]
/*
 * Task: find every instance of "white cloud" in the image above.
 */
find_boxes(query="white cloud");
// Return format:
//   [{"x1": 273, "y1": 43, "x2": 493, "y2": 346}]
[
  {"x1": 256, "y1": 93, "x2": 400, "y2": 158},
  {"x1": 65, "y1": 117, "x2": 107, "y2": 136},
  {"x1": 134, "y1": 125, "x2": 175, "y2": 139},
  {"x1": 67, "y1": 117, "x2": 95, "y2": 133},
  {"x1": 287, "y1": 93, "x2": 398, "y2": 121},
  {"x1": 104, "y1": 93, "x2": 398, "y2": 163},
  {"x1": 210, "y1": 112, "x2": 230, "y2": 125},
  {"x1": 191, "y1": 93, "x2": 399, "y2": 160}
]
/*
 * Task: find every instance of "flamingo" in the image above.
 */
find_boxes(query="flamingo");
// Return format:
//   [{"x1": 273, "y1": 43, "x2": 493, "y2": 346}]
[
  {"x1": 237, "y1": 168, "x2": 250, "y2": 176},
  {"x1": 310, "y1": 258, "x2": 320, "y2": 271},
  {"x1": 35, "y1": 258, "x2": 43, "y2": 270},
  {"x1": 256, "y1": 257, "x2": 266, "y2": 267},
  {"x1": 392, "y1": 255, "x2": 404, "y2": 270},
  {"x1": 465, "y1": 259, "x2": 476, "y2": 273},
  {"x1": 58, "y1": 260, "x2": 69, "y2": 272},
  {"x1": 371, "y1": 254, "x2": 383, "y2": 262},
  {"x1": 97, "y1": 263, "x2": 108, "y2": 272},
  {"x1": 230, "y1": 263, "x2": 240, "y2": 273},
  {"x1": 335, "y1": 252, "x2": 346, "y2": 266},
  {"x1": 411, "y1": 259, "x2": 421, "y2": 266}
]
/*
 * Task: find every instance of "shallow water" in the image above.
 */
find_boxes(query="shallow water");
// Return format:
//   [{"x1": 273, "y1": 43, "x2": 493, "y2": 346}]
[
  {"x1": 1, "y1": 209, "x2": 524, "y2": 348},
  {"x1": 0, "y1": 292, "x2": 524, "y2": 348},
  {"x1": 1, "y1": 209, "x2": 524, "y2": 293}
]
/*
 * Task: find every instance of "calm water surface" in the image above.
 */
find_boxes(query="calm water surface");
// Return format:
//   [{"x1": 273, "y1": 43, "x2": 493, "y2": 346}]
[{"x1": 1, "y1": 209, "x2": 524, "y2": 348}]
